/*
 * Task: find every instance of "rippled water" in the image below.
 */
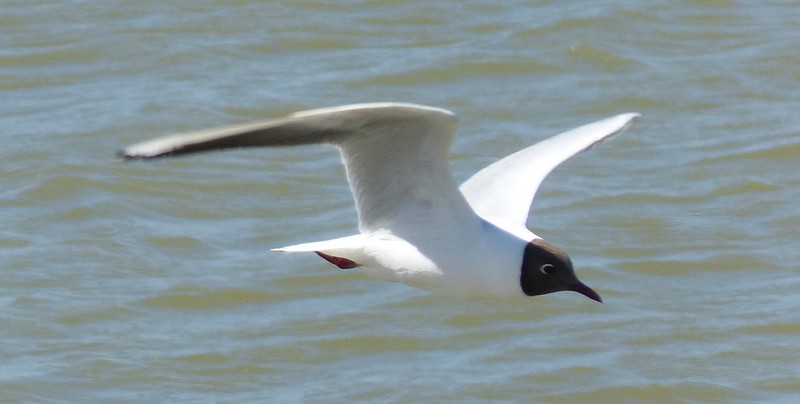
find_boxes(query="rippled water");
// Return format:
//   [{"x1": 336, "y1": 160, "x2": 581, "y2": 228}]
[{"x1": 2, "y1": 1, "x2": 799, "y2": 402}]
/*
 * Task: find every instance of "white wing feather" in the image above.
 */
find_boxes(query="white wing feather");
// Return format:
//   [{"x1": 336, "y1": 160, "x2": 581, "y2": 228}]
[
  {"x1": 459, "y1": 113, "x2": 640, "y2": 236},
  {"x1": 121, "y1": 103, "x2": 478, "y2": 234},
  {"x1": 122, "y1": 105, "x2": 638, "y2": 243}
]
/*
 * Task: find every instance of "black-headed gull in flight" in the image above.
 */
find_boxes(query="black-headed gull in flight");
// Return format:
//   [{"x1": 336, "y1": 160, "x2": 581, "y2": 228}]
[{"x1": 120, "y1": 103, "x2": 639, "y2": 302}]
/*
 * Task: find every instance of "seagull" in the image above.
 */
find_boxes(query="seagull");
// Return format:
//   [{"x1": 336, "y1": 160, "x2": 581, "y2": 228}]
[{"x1": 120, "y1": 103, "x2": 639, "y2": 302}]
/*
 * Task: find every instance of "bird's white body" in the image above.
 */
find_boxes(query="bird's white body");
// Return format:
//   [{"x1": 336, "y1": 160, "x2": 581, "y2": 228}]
[
  {"x1": 121, "y1": 103, "x2": 639, "y2": 301},
  {"x1": 278, "y1": 219, "x2": 528, "y2": 298}
]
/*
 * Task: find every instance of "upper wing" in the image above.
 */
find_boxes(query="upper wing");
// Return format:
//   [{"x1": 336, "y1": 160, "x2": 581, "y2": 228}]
[
  {"x1": 459, "y1": 113, "x2": 640, "y2": 236},
  {"x1": 121, "y1": 103, "x2": 478, "y2": 234}
]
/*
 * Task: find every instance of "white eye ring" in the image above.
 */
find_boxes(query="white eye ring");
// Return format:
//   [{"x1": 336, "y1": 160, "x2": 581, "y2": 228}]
[{"x1": 540, "y1": 263, "x2": 555, "y2": 275}]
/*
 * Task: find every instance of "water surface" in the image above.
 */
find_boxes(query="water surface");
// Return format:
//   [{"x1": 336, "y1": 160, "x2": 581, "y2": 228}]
[{"x1": 2, "y1": 1, "x2": 799, "y2": 402}]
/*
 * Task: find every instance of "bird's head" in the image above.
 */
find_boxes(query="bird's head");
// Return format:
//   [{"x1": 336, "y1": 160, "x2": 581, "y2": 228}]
[{"x1": 520, "y1": 238, "x2": 602, "y2": 303}]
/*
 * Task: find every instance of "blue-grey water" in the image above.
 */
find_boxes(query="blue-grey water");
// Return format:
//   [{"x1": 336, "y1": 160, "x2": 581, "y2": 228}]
[{"x1": 2, "y1": 1, "x2": 799, "y2": 402}]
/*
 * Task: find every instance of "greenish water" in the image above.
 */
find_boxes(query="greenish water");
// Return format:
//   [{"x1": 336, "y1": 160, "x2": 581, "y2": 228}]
[{"x1": 2, "y1": 1, "x2": 799, "y2": 402}]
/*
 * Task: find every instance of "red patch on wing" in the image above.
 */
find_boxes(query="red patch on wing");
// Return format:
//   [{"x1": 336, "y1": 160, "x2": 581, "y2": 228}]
[{"x1": 315, "y1": 251, "x2": 359, "y2": 269}]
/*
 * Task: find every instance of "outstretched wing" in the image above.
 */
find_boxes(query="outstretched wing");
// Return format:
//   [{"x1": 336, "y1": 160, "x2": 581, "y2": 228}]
[
  {"x1": 121, "y1": 103, "x2": 478, "y2": 234},
  {"x1": 459, "y1": 113, "x2": 640, "y2": 236}
]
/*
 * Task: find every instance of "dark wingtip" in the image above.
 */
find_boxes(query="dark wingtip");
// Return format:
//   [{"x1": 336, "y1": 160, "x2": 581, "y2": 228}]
[{"x1": 116, "y1": 148, "x2": 172, "y2": 160}]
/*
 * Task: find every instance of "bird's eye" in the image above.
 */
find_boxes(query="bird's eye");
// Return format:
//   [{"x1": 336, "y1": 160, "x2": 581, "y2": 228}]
[{"x1": 539, "y1": 263, "x2": 555, "y2": 275}]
